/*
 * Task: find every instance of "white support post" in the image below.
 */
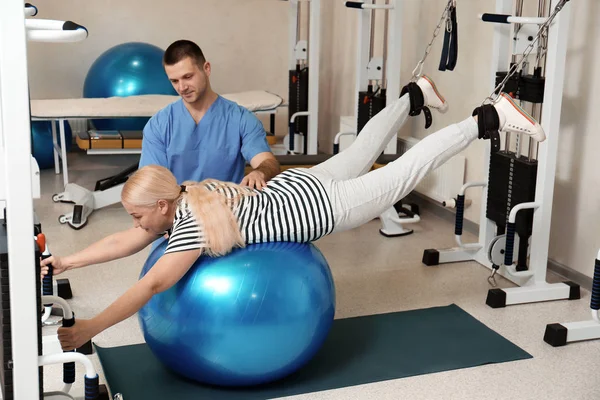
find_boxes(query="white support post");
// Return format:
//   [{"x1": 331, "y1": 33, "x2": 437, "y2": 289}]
[
  {"x1": 0, "y1": 1, "x2": 41, "y2": 399},
  {"x1": 288, "y1": 0, "x2": 300, "y2": 72},
  {"x1": 354, "y1": 0, "x2": 372, "y2": 122},
  {"x1": 476, "y1": 0, "x2": 514, "y2": 262},
  {"x1": 348, "y1": 0, "x2": 402, "y2": 149},
  {"x1": 287, "y1": 0, "x2": 319, "y2": 155},
  {"x1": 307, "y1": 0, "x2": 320, "y2": 155},
  {"x1": 383, "y1": 0, "x2": 402, "y2": 155},
  {"x1": 528, "y1": 0, "x2": 571, "y2": 284}
]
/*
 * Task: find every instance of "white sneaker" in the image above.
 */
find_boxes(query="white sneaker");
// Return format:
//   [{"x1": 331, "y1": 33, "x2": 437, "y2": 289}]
[
  {"x1": 493, "y1": 93, "x2": 546, "y2": 142},
  {"x1": 416, "y1": 75, "x2": 448, "y2": 113}
]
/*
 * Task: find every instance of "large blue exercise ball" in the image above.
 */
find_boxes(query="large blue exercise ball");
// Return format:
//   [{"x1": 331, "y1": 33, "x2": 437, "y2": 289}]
[
  {"x1": 138, "y1": 239, "x2": 336, "y2": 387},
  {"x1": 83, "y1": 42, "x2": 176, "y2": 131},
  {"x1": 31, "y1": 121, "x2": 72, "y2": 169}
]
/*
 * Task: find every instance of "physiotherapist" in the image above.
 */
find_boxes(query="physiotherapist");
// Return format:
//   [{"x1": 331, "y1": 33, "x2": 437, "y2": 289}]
[{"x1": 139, "y1": 39, "x2": 280, "y2": 190}]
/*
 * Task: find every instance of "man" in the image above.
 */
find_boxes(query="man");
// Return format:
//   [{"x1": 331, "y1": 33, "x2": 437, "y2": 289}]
[{"x1": 139, "y1": 39, "x2": 280, "y2": 190}]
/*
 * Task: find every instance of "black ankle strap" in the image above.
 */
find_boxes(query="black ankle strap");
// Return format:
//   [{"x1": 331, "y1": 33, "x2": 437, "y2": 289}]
[
  {"x1": 401, "y1": 82, "x2": 433, "y2": 129},
  {"x1": 472, "y1": 104, "x2": 501, "y2": 152}
]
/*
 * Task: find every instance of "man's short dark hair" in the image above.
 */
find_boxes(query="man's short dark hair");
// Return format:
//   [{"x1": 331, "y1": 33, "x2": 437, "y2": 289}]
[{"x1": 163, "y1": 40, "x2": 206, "y2": 67}]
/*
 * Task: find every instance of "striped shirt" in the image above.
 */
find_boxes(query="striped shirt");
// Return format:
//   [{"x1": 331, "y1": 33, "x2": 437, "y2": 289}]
[{"x1": 164, "y1": 168, "x2": 335, "y2": 254}]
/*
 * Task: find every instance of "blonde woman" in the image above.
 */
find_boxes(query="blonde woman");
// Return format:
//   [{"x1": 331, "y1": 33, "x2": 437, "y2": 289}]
[{"x1": 41, "y1": 75, "x2": 545, "y2": 351}]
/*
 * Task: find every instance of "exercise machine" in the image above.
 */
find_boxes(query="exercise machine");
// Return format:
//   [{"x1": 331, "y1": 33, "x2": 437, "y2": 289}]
[
  {"x1": 422, "y1": 0, "x2": 579, "y2": 308},
  {"x1": 285, "y1": 0, "x2": 321, "y2": 156},
  {"x1": 544, "y1": 248, "x2": 600, "y2": 346},
  {"x1": 338, "y1": 0, "x2": 420, "y2": 237},
  {"x1": 0, "y1": 2, "x2": 107, "y2": 398},
  {"x1": 339, "y1": 0, "x2": 461, "y2": 237}
]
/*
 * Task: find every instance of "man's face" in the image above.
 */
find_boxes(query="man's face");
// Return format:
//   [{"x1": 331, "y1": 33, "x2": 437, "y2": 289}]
[{"x1": 164, "y1": 56, "x2": 210, "y2": 104}]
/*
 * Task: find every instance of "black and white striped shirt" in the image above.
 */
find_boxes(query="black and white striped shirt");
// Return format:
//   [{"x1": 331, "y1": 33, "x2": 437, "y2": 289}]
[
  {"x1": 164, "y1": 168, "x2": 335, "y2": 254},
  {"x1": 164, "y1": 198, "x2": 205, "y2": 254}
]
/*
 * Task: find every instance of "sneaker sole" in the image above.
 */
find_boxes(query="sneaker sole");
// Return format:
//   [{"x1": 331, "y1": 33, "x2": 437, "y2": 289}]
[
  {"x1": 422, "y1": 75, "x2": 446, "y2": 104},
  {"x1": 500, "y1": 93, "x2": 537, "y2": 125}
]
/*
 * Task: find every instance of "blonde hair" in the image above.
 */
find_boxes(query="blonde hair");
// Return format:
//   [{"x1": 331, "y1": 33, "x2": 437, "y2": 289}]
[{"x1": 122, "y1": 165, "x2": 255, "y2": 256}]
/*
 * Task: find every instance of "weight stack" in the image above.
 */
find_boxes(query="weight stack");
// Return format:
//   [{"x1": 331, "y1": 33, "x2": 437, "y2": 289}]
[
  {"x1": 486, "y1": 151, "x2": 538, "y2": 237},
  {"x1": 34, "y1": 241, "x2": 43, "y2": 399},
  {"x1": 288, "y1": 67, "x2": 309, "y2": 136},
  {"x1": 0, "y1": 221, "x2": 43, "y2": 399},
  {"x1": 495, "y1": 70, "x2": 520, "y2": 97},
  {"x1": 1, "y1": 248, "x2": 12, "y2": 400},
  {"x1": 357, "y1": 91, "x2": 386, "y2": 134},
  {"x1": 519, "y1": 73, "x2": 545, "y2": 103}
]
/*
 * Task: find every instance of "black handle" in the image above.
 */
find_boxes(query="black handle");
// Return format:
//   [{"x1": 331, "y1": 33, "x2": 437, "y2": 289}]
[
  {"x1": 345, "y1": 1, "x2": 364, "y2": 9},
  {"x1": 42, "y1": 254, "x2": 53, "y2": 306},
  {"x1": 481, "y1": 13, "x2": 511, "y2": 24},
  {"x1": 454, "y1": 195, "x2": 465, "y2": 236},
  {"x1": 504, "y1": 222, "x2": 516, "y2": 266},
  {"x1": 85, "y1": 374, "x2": 100, "y2": 400},
  {"x1": 62, "y1": 315, "x2": 76, "y2": 384},
  {"x1": 591, "y1": 258, "x2": 600, "y2": 311},
  {"x1": 62, "y1": 21, "x2": 88, "y2": 34},
  {"x1": 25, "y1": 3, "x2": 38, "y2": 16},
  {"x1": 288, "y1": 121, "x2": 296, "y2": 152}
]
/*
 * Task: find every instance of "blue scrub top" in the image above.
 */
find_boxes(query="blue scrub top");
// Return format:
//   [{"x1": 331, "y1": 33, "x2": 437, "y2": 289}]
[{"x1": 138, "y1": 95, "x2": 271, "y2": 184}]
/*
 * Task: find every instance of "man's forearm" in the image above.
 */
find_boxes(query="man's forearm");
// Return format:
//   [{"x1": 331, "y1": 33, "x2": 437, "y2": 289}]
[{"x1": 253, "y1": 158, "x2": 280, "y2": 181}]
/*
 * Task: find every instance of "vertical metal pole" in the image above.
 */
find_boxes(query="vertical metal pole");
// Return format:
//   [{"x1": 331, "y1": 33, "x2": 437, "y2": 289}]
[
  {"x1": 289, "y1": 0, "x2": 299, "y2": 71},
  {"x1": 382, "y1": 0, "x2": 401, "y2": 154},
  {"x1": 306, "y1": 0, "x2": 320, "y2": 154},
  {"x1": 305, "y1": 0, "x2": 310, "y2": 70},
  {"x1": 529, "y1": 0, "x2": 571, "y2": 283},
  {"x1": 0, "y1": 0, "x2": 41, "y2": 398},
  {"x1": 381, "y1": 0, "x2": 390, "y2": 90},
  {"x1": 369, "y1": 1, "x2": 376, "y2": 62},
  {"x1": 297, "y1": 0, "x2": 303, "y2": 67},
  {"x1": 506, "y1": 0, "x2": 524, "y2": 152},
  {"x1": 356, "y1": 0, "x2": 373, "y2": 97},
  {"x1": 477, "y1": 0, "x2": 513, "y2": 255},
  {"x1": 530, "y1": 0, "x2": 549, "y2": 160}
]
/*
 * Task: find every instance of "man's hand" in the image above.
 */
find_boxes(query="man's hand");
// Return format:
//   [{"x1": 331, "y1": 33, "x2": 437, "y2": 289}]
[
  {"x1": 57, "y1": 319, "x2": 98, "y2": 351},
  {"x1": 247, "y1": 152, "x2": 280, "y2": 186},
  {"x1": 241, "y1": 170, "x2": 267, "y2": 190}
]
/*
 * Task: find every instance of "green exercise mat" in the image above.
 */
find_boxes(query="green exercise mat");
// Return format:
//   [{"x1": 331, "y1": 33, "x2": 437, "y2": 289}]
[{"x1": 95, "y1": 304, "x2": 531, "y2": 400}]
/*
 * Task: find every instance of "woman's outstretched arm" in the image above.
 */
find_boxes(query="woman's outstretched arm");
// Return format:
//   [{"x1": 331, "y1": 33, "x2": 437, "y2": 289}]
[
  {"x1": 40, "y1": 227, "x2": 160, "y2": 276},
  {"x1": 56, "y1": 247, "x2": 202, "y2": 351}
]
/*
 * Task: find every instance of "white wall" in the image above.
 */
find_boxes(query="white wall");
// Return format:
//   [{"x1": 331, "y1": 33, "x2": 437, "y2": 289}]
[
  {"x1": 26, "y1": 0, "x2": 290, "y2": 129},
  {"x1": 26, "y1": 0, "x2": 600, "y2": 279},
  {"x1": 549, "y1": 0, "x2": 600, "y2": 277}
]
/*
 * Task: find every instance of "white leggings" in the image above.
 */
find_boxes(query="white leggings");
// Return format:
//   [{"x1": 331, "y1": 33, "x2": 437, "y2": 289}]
[{"x1": 309, "y1": 94, "x2": 479, "y2": 233}]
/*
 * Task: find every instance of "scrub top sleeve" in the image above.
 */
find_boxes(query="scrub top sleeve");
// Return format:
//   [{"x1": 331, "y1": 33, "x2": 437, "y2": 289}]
[
  {"x1": 239, "y1": 109, "x2": 272, "y2": 163},
  {"x1": 139, "y1": 116, "x2": 168, "y2": 168}
]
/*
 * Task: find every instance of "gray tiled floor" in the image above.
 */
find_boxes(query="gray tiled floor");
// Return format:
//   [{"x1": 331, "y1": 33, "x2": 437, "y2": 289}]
[{"x1": 37, "y1": 152, "x2": 600, "y2": 399}]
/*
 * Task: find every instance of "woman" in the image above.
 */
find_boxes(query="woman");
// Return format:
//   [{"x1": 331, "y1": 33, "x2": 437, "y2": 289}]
[{"x1": 42, "y1": 75, "x2": 544, "y2": 351}]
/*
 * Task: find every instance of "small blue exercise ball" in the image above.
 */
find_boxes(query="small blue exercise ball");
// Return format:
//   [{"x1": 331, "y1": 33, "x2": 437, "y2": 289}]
[
  {"x1": 139, "y1": 239, "x2": 336, "y2": 387},
  {"x1": 31, "y1": 121, "x2": 72, "y2": 169},
  {"x1": 83, "y1": 42, "x2": 176, "y2": 131}
]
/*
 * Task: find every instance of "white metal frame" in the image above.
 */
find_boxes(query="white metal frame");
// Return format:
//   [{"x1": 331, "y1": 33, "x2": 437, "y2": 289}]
[
  {"x1": 0, "y1": 1, "x2": 40, "y2": 398},
  {"x1": 26, "y1": 19, "x2": 88, "y2": 43},
  {"x1": 337, "y1": 1, "x2": 418, "y2": 237},
  {"x1": 286, "y1": 0, "x2": 320, "y2": 155},
  {"x1": 336, "y1": 0, "x2": 402, "y2": 155},
  {"x1": 544, "y1": 249, "x2": 600, "y2": 346},
  {"x1": 427, "y1": 0, "x2": 575, "y2": 307},
  {"x1": 0, "y1": 3, "x2": 99, "y2": 398}
]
